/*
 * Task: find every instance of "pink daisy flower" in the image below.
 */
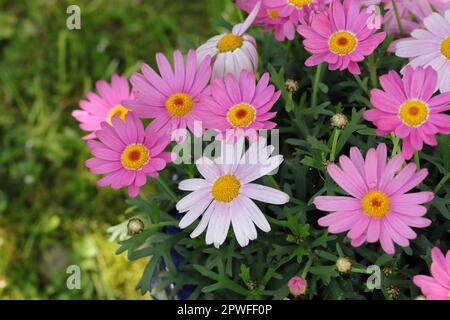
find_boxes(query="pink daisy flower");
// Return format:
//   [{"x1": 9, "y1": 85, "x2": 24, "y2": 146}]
[
  {"x1": 199, "y1": 70, "x2": 281, "y2": 142},
  {"x1": 297, "y1": 0, "x2": 386, "y2": 75},
  {"x1": 237, "y1": 0, "x2": 295, "y2": 41},
  {"x1": 176, "y1": 138, "x2": 289, "y2": 248},
  {"x1": 314, "y1": 143, "x2": 433, "y2": 255},
  {"x1": 364, "y1": 66, "x2": 450, "y2": 160},
  {"x1": 237, "y1": 0, "x2": 330, "y2": 41},
  {"x1": 123, "y1": 50, "x2": 211, "y2": 139},
  {"x1": 72, "y1": 74, "x2": 133, "y2": 140},
  {"x1": 85, "y1": 113, "x2": 173, "y2": 198},
  {"x1": 395, "y1": 11, "x2": 450, "y2": 92},
  {"x1": 413, "y1": 247, "x2": 450, "y2": 300}
]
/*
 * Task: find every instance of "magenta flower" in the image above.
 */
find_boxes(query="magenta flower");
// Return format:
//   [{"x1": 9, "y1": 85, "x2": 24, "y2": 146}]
[
  {"x1": 124, "y1": 50, "x2": 211, "y2": 139},
  {"x1": 314, "y1": 143, "x2": 433, "y2": 255},
  {"x1": 413, "y1": 247, "x2": 450, "y2": 300},
  {"x1": 297, "y1": 0, "x2": 386, "y2": 75},
  {"x1": 85, "y1": 113, "x2": 173, "y2": 198},
  {"x1": 364, "y1": 66, "x2": 450, "y2": 160},
  {"x1": 72, "y1": 74, "x2": 133, "y2": 139},
  {"x1": 236, "y1": 0, "x2": 330, "y2": 41},
  {"x1": 199, "y1": 70, "x2": 281, "y2": 142}
]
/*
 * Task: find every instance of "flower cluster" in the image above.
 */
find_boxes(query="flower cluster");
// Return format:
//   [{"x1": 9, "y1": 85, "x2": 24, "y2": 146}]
[{"x1": 73, "y1": 0, "x2": 450, "y2": 299}]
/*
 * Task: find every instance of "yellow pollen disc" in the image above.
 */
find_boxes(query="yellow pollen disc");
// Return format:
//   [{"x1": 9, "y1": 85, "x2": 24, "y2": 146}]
[
  {"x1": 107, "y1": 105, "x2": 129, "y2": 124},
  {"x1": 361, "y1": 191, "x2": 390, "y2": 218},
  {"x1": 441, "y1": 37, "x2": 450, "y2": 60},
  {"x1": 329, "y1": 31, "x2": 358, "y2": 55},
  {"x1": 211, "y1": 175, "x2": 241, "y2": 203},
  {"x1": 399, "y1": 100, "x2": 429, "y2": 127},
  {"x1": 227, "y1": 103, "x2": 256, "y2": 128},
  {"x1": 121, "y1": 144, "x2": 150, "y2": 171},
  {"x1": 217, "y1": 34, "x2": 244, "y2": 53},
  {"x1": 165, "y1": 93, "x2": 193, "y2": 117},
  {"x1": 288, "y1": 0, "x2": 312, "y2": 8},
  {"x1": 267, "y1": 9, "x2": 280, "y2": 19}
]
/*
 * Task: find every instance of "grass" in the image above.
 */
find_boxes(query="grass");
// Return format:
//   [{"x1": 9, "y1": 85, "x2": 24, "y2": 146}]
[{"x1": 0, "y1": 0, "x2": 233, "y2": 299}]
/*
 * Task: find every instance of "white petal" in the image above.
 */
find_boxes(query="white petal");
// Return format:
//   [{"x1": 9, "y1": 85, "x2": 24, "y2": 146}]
[
  {"x1": 213, "y1": 203, "x2": 231, "y2": 248},
  {"x1": 240, "y1": 183, "x2": 290, "y2": 205},
  {"x1": 191, "y1": 202, "x2": 216, "y2": 238},
  {"x1": 239, "y1": 155, "x2": 284, "y2": 183},
  {"x1": 238, "y1": 196, "x2": 271, "y2": 232},
  {"x1": 232, "y1": 0, "x2": 260, "y2": 36},
  {"x1": 206, "y1": 204, "x2": 220, "y2": 245},
  {"x1": 179, "y1": 196, "x2": 212, "y2": 229},
  {"x1": 423, "y1": 13, "x2": 450, "y2": 39},
  {"x1": 196, "y1": 157, "x2": 221, "y2": 181},
  {"x1": 178, "y1": 178, "x2": 211, "y2": 191},
  {"x1": 212, "y1": 53, "x2": 226, "y2": 79},
  {"x1": 230, "y1": 200, "x2": 249, "y2": 247},
  {"x1": 176, "y1": 189, "x2": 211, "y2": 212}
]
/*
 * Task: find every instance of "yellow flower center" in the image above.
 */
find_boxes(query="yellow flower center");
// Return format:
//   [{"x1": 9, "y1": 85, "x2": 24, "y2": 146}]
[
  {"x1": 121, "y1": 144, "x2": 150, "y2": 171},
  {"x1": 217, "y1": 34, "x2": 244, "y2": 53},
  {"x1": 227, "y1": 103, "x2": 256, "y2": 128},
  {"x1": 107, "y1": 105, "x2": 129, "y2": 124},
  {"x1": 399, "y1": 100, "x2": 429, "y2": 127},
  {"x1": 267, "y1": 9, "x2": 280, "y2": 19},
  {"x1": 361, "y1": 191, "x2": 390, "y2": 218},
  {"x1": 329, "y1": 31, "x2": 358, "y2": 55},
  {"x1": 211, "y1": 175, "x2": 241, "y2": 203},
  {"x1": 288, "y1": 0, "x2": 312, "y2": 8},
  {"x1": 165, "y1": 93, "x2": 193, "y2": 117},
  {"x1": 441, "y1": 37, "x2": 450, "y2": 60}
]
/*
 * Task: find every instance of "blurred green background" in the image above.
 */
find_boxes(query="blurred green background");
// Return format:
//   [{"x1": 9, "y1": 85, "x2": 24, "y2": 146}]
[{"x1": 0, "y1": 0, "x2": 234, "y2": 299}]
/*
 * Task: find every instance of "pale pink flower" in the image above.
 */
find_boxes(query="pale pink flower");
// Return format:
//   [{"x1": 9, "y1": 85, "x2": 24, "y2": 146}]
[
  {"x1": 395, "y1": 10, "x2": 450, "y2": 92},
  {"x1": 196, "y1": 1, "x2": 260, "y2": 79},
  {"x1": 176, "y1": 138, "x2": 289, "y2": 248},
  {"x1": 314, "y1": 143, "x2": 433, "y2": 255}
]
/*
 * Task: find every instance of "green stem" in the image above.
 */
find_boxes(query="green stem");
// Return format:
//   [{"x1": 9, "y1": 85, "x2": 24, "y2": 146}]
[
  {"x1": 414, "y1": 151, "x2": 420, "y2": 169},
  {"x1": 390, "y1": 133, "x2": 400, "y2": 156},
  {"x1": 311, "y1": 63, "x2": 323, "y2": 108},
  {"x1": 367, "y1": 55, "x2": 378, "y2": 89},
  {"x1": 329, "y1": 129, "x2": 340, "y2": 162},
  {"x1": 301, "y1": 258, "x2": 313, "y2": 278},
  {"x1": 157, "y1": 176, "x2": 178, "y2": 203},
  {"x1": 392, "y1": 1, "x2": 405, "y2": 36},
  {"x1": 434, "y1": 173, "x2": 450, "y2": 194},
  {"x1": 236, "y1": 5, "x2": 244, "y2": 22},
  {"x1": 352, "y1": 267, "x2": 370, "y2": 274}
]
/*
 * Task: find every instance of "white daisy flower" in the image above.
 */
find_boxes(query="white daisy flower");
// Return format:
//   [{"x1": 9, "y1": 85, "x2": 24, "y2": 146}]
[
  {"x1": 196, "y1": 1, "x2": 260, "y2": 79},
  {"x1": 395, "y1": 10, "x2": 450, "y2": 92},
  {"x1": 176, "y1": 138, "x2": 289, "y2": 248}
]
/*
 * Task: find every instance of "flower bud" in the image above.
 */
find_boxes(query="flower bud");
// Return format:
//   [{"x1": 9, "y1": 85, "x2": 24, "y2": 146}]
[
  {"x1": 127, "y1": 218, "x2": 144, "y2": 235},
  {"x1": 330, "y1": 113, "x2": 348, "y2": 129},
  {"x1": 336, "y1": 256, "x2": 352, "y2": 274},
  {"x1": 387, "y1": 286, "x2": 400, "y2": 299},
  {"x1": 288, "y1": 276, "x2": 307, "y2": 297},
  {"x1": 285, "y1": 79, "x2": 299, "y2": 93}
]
